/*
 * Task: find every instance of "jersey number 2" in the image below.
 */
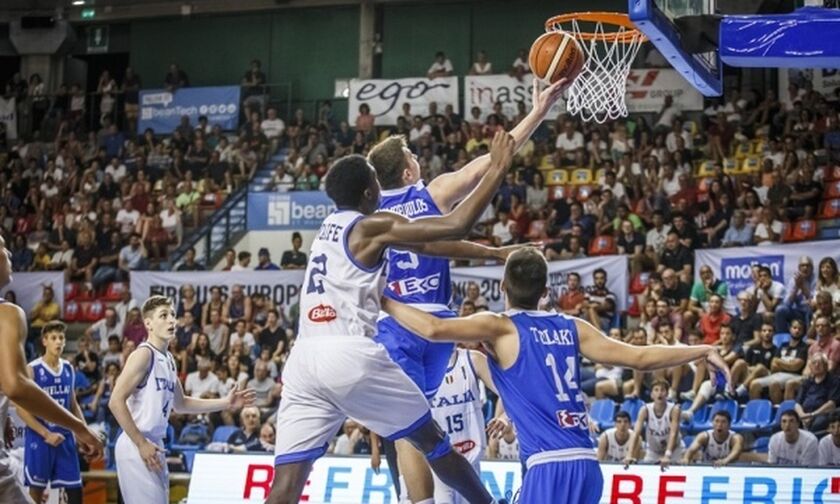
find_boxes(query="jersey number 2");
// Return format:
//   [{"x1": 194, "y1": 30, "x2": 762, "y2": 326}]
[
  {"x1": 306, "y1": 254, "x2": 328, "y2": 294},
  {"x1": 545, "y1": 354, "x2": 578, "y2": 403}
]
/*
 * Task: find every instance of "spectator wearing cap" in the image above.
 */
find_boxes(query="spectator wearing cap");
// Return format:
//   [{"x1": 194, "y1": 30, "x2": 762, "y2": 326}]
[
  {"x1": 255, "y1": 248, "x2": 280, "y2": 270},
  {"x1": 794, "y1": 353, "x2": 839, "y2": 433},
  {"x1": 176, "y1": 246, "x2": 205, "y2": 271},
  {"x1": 280, "y1": 232, "x2": 307, "y2": 270},
  {"x1": 775, "y1": 256, "x2": 816, "y2": 334}
]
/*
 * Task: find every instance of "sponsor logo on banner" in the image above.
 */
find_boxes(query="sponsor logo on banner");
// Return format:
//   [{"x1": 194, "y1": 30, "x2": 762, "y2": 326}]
[
  {"x1": 464, "y1": 74, "x2": 564, "y2": 120},
  {"x1": 625, "y1": 69, "x2": 704, "y2": 112},
  {"x1": 720, "y1": 255, "x2": 784, "y2": 294},
  {"x1": 185, "y1": 453, "x2": 840, "y2": 504},
  {"x1": 348, "y1": 77, "x2": 459, "y2": 126},
  {"x1": 308, "y1": 304, "x2": 337, "y2": 323},
  {"x1": 780, "y1": 69, "x2": 840, "y2": 107},
  {"x1": 248, "y1": 192, "x2": 336, "y2": 231},
  {"x1": 138, "y1": 86, "x2": 240, "y2": 134}
]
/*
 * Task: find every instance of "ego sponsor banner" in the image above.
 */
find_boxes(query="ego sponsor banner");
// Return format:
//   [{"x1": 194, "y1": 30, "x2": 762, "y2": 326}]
[
  {"x1": 625, "y1": 69, "x2": 704, "y2": 113},
  {"x1": 247, "y1": 191, "x2": 336, "y2": 231},
  {"x1": 138, "y1": 86, "x2": 240, "y2": 134},
  {"x1": 0, "y1": 272, "x2": 64, "y2": 316},
  {"x1": 464, "y1": 74, "x2": 564, "y2": 121},
  {"x1": 348, "y1": 76, "x2": 459, "y2": 126},
  {"x1": 130, "y1": 270, "x2": 304, "y2": 311},
  {"x1": 695, "y1": 240, "x2": 840, "y2": 303},
  {"x1": 186, "y1": 453, "x2": 840, "y2": 504},
  {"x1": 451, "y1": 255, "x2": 627, "y2": 312}
]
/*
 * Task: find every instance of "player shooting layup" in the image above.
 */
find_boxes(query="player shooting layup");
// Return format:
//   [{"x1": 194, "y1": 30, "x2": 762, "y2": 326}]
[{"x1": 382, "y1": 248, "x2": 731, "y2": 503}]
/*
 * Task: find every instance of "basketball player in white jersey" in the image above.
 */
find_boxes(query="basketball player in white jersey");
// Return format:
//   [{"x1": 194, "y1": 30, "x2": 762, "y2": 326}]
[
  {"x1": 818, "y1": 411, "x2": 840, "y2": 466},
  {"x1": 597, "y1": 411, "x2": 635, "y2": 463},
  {"x1": 0, "y1": 235, "x2": 103, "y2": 504},
  {"x1": 267, "y1": 131, "x2": 518, "y2": 504},
  {"x1": 431, "y1": 347, "x2": 498, "y2": 504},
  {"x1": 108, "y1": 296, "x2": 254, "y2": 504},
  {"x1": 681, "y1": 410, "x2": 743, "y2": 466},
  {"x1": 768, "y1": 409, "x2": 819, "y2": 465},
  {"x1": 626, "y1": 379, "x2": 684, "y2": 467}
]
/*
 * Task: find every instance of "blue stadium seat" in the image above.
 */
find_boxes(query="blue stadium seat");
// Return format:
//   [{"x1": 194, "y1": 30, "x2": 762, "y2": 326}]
[
  {"x1": 619, "y1": 398, "x2": 644, "y2": 423},
  {"x1": 590, "y1": 399, "x2": 616, "y2": 430},
  {"x1": 164, "y1": 424, "x2": 176, "y2": 450},
  {"x1": 752, "y1": 436, "x2": 770, "y2": 453},
  {"x1": 212, "y1": 425, "x2": 240, "y2": 444},
  {"x1": 693, "y1": 400, "x2": 738, "y2": 433},
  {"x1": 768, "y1": 400, "x2": 798, "y2": 432},
  {"x1": 773, "y1": 333, "x2": 791, "y2": 348},
  {"x1": 732, "y1": 399, "x2": 773, "y2": 432},
  {"x1": 682, "y1": 435, "x2": 694, "y2": 449},
  {"x1": 181, "y1": 448, "x2": 199, "y2": 472},
  {"x1": 172, "y1": 423, "x2": 210, "y2": 452}
]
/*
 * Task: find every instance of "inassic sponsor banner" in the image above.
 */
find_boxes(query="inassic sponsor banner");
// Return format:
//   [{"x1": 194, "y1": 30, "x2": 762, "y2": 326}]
[
  {"x1": 0, "y1": 271, "x2": 64, "y2": 315},
  {"x1": 348, "y1": 76, "x2": 459, "y2": 126},
  {"x1": 186, "y1": 453, "x2": 840, "y2": 504},
  {"x1": 694, "y1": 240, "x2": 840, "y2": 305},
  {"x1": 130, "y1": 270, "x2": 304, "y2": 310},
  {"x1": 451, "y1": 255, "x2": 628, "y2": 312},
  {"x1": 625, "y1": 69, "x2": 704, "y2": 113},
  {"x1": 464, "y1": 74, "x2": 565, "y2": 121},
  {"x1": 138, "y1": 86, "x2": 240, "y2": 134},
  {"x1": 247, "y1": 192, "x2": 336, "y2": 231}
]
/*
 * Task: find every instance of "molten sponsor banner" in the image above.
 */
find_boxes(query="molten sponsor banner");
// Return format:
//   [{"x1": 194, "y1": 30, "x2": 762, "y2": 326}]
[
  {"x1": 348, "y1": 76, "x2": 459, "y2": 126},
  {"x1": 625, "y1": 69, "x2": 704, "y2": 112},
  {"x1": 186, "y1": 453, "x2": 840, "y2": 504}
]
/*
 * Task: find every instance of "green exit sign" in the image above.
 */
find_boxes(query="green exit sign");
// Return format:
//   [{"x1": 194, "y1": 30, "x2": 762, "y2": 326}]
[{"x1": 81, "y1": 8, "x2": 95, "y2": 19}]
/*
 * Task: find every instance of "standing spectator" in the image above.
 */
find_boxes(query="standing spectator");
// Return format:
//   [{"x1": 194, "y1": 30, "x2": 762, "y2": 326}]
[
  {"x1": 280, "y1": 232, "x2": 307, "y2": 270},
  {"x1": 427, "y1": 51, "x2": 454, "y2": 79},
  {"x1": 768, "y1": 410, "x2": 819, "y2": 465},
  {"x1": 164, "y1": 63, "x2": 189, "y2": 91},
  {"x1": 97, "y1": 70, "x2": 117, "y2": 127},
  {"x1": 794, "y1": 353, "x2": 838, "y2": 433},
  {"x1": 355, "y1": 103, "x2": 375, "y2": 139},
  {"x1": 122, "y1": 67, "x2": 142, "y2": 133},
  {"x1": 510, "y1": 48, "x2": 530, "y2": 80},
  {"x1": 468, "y1": 51, "x2": 492, "y2": 75},
  {"x1": 241, "y1": 59, "x2": 267, "y2": 116},
  {"x1": 586, "y1": 268, "x2": 617, "y2": 331},
  {"x1": 255, "y1": 248, "x2": 280, "y2": 270},
  {"x1": 776, "y1": 256, "x2": 816, "y2": 333}
]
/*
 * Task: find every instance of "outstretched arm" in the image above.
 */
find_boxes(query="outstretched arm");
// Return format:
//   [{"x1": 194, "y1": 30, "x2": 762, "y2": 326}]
[
  {"x1": 427, "y1": 78, "x2": 570, "y2": 211},
  {"x1": 405, "y1": 241, "x2": 522, "y2": 262},
  {"x1": 380, "y1": 297, "x2": 514, "y2": 344},
  {"x1": 173, "y1": 381, "x2": 255, "y2": 415}
]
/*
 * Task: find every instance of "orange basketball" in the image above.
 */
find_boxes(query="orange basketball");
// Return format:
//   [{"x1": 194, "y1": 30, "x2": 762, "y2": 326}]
[{"x1": 528, "y1": 31, "x2": 585, "y2": 85}]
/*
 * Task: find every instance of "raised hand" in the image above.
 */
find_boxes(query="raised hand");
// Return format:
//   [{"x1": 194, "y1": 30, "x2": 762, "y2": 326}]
[
  {"x1": 531, "y1": 77, "x2": 573, "y2": 118},
  {"x1": 489, "y1": 130, "x2": 516, "y2": 173}
]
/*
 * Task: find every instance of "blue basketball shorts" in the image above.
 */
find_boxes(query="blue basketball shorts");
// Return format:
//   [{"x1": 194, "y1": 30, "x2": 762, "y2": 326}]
[{"x1": 23, "y1": 431, "x2": 82, "y2": 488}]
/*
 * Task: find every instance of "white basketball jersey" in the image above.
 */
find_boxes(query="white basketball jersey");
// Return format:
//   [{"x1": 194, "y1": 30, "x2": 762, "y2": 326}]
[
  {"x1": 498, "y1": 436, "x2": 520, "y2": 460},
  {"x1": 431, "y1": 350, "x2": 485, "y2": 464},
  {"x1": 818, "y1": 435, "x2": 840, "y2": 466},
  {"x1": 299, "y1": 211, "x2": 388, "y2": 340},
  {"x1": 127, "y1": 343, "x2": 178, "y2": 442},
  {"x1": 645, "y1": 402, "x2": 678, "y2": 455},
  {"x1": 604, "y1": 428, "x2": 634, "y2": 462},
  {"x1": 702, "y1": 430, "x2": 733, "y2": 462},
  {"x1": 769, "y1": 430, "x2": 819, "y2": 465},
  {"x1": 0, "y1": 392, "x2": 10, "y2": 480}
]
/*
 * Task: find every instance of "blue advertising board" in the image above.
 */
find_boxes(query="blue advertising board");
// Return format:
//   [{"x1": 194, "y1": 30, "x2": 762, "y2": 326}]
[
  {"x1": 138, "y1": 86, "x2": 240, "y2": 134},
  {"x1": 247, "y1": 192, "x2": 336, "y2": 231}
]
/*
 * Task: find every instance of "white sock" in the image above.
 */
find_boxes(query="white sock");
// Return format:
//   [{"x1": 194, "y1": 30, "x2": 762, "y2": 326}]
[{"x1": 736, "y1": 384, "x2": 747, "y2": 396}]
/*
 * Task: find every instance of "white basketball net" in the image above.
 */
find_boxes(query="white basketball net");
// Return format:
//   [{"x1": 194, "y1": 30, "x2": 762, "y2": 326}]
[{"x1": 549, "y1": 18, "x2": 645, "y2": 124}]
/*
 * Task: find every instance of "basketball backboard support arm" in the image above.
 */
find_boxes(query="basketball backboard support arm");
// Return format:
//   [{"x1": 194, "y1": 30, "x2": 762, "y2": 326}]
[{"x1": 629, "y1": 0, "x2": 724, "y2": 97}]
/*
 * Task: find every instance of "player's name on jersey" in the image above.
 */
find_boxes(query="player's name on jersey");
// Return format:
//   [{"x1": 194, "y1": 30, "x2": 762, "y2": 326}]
[
  {"x1": 529, "y1": 326, "x2": 575, "y2": 346},
  {"x1": 429, "y1": 389, "x2": 477, "y2": 409},
  {"x1": 316, "y1": 222, "x2": 344, "y2": 243},
  {"x1": 387, "y1": 198, "x2": 430, "y2": 218}
]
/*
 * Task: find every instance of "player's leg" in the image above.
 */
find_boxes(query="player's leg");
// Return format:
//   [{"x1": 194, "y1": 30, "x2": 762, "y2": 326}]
[
  {"x1": 23, "y1": 436, "x2": 52, "y2": 502},
  {"x1": 519, "y1": 459, "x2": 603, "y2": 504},
  {"x1": 265, "y1": 460, "x2": 315, "y2": 504},
  {"x1": 51, "y1": 436, "x2": 82, "y2": 504},
  {"x1": 395, "y1": 440, "x2": 435, "y2": 503},
  {"x1": 114, "y1": 433, "x2": 169, "y2": 504}
]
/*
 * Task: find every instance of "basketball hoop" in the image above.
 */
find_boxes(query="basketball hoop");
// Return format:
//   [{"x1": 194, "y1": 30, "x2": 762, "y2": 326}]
[{"x1": 545, "y1": 12, "x2": 647, "y2": 123}]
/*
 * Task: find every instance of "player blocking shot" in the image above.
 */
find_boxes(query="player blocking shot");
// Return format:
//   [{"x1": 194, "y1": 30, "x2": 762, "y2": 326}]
[
  {"x1": 108, "y1": 296, "x2": 255, "y2": 504},
  {"x1": 381, "y1": 248, "x2": 731, "y2": 503},
  {"x1": 0, "y1": 235, "x2": 103, "y2": 504},
  {"x1": 368, "y1": 77, "x2": 570, "y2": 504},
  {"x1": 266, "y1": 130, "x2": 519, "y2": 504}
]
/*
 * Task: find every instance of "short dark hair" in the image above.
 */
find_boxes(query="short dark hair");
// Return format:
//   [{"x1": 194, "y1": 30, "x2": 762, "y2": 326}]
[
  {"x1": 324, "y1": 155, "x2": 376, "y2": 209},
  {"x1": 238, "y1": 251, "x2": 251, "y2": 261},
  {"x1": 828, "y1": 411, "x2": 840, "y2": 425},
  {"x1": 41, "y1": 321, "x2": 66, "y2": 338},
  {"x1": 268, "y1": 308, "x2": 279, "y2": 318},
  {"x1": 780, "y1": 409, "x2": 800, "y2": 425},
  {"x1": 503, "y1": 248, "x2": 547, "y2": 308},
  {"x1": 568, "y1": 272, "x2": 580, "y2": 281},
  {"x1": 292, "y1": 232, "x2": 302, "y2": 241},
  {"x1": 615, "y1": 411, "x2": 631, "y2": 422},
  {"x1": 713, "y1": 410, "x2": 732, "y2": 423},
  {"x1": 368, "y1": 136, "x2": 408, "y2": 190},
  {"x1": 594, "y1": 268, "x2": 607, "y2": 278},
  {"x1": 142, "y1": 295, "x2": 173, "y2": 319},
  {"x1": 758, "y1": 265, "x2": 772, "y2": 277},
  {"x1": 651, "y1": 379, "x2": 670, "y2": 392}
]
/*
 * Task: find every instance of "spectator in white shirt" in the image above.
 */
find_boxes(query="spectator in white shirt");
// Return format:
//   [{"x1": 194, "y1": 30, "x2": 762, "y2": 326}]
[
  {"x1": 645, "y1": 210, "x2": 672, "y2": 257},
  {"x1": 104, "y1": 157, "x2": 127, "y2": 183},
  {"x1": 746, "y1": 265, "x2": 786, "y2": 315},
  {"x1": 231, "y1": 251, "x2": 252, "y2": 271},
  {"x1": 492, "y1": 210, "x2": 515, "y2": 246},
  {"x1": 260, "y1": 107, "x2": 285, "y2": 139},
  {"x1": 115, "y1": 199, "x2": 140, "y2": 236},
  {"x1": 768, "y1": 410, "x2": 819, "y2": 465},
  {"x1": 185, "y1": 357, "x2": 221, "y2": 399},
  {"x1": 427, "y1": 51, "x2": 454, "y2": 79},
  {"x1": 333, "y1": 419, "x2": 365, "y2": 455},
  {"x1": 753, "y1": 207, "x2": 783, "y2": 245},
  {"x1": 272, "y1": 164, "x2": 294, "y2": 192},
  {"x1": 469, "y1": 50, "x2": 492, "y2": 75},
  {"x1": 819, "y1": 412, "x2": 840, "y2": 466},
  {"x1": 158, "y1": 198, "x2": 181, "y2": 246},
  {"x1": 510, "y1": 48, "x2": 531, "y2": 81},
  {"x1": 654, "y1": 95, "x2": 681, "y2": 133},
  {"x1": 555, "y1": 120, "x2": 584, "y2": 163},
  {"x1": 408, "y1": 116, "x2": 432, "y2": 144},
  {"x1": 229, "y1": 319, "x2": 256, "y2": 356},
  {"x1": 665, "y1": 119, "x2": 693, "y2": 152}
]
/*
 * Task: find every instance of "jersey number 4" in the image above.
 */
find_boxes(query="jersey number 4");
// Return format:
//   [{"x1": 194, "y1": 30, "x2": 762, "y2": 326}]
[{"x1": 306, "y1": 254, "x2": 328, "y2": 294}]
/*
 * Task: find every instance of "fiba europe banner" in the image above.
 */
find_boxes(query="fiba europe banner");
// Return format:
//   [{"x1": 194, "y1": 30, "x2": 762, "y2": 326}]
[
  {"x1": 130, "y1": 270, "x2": 304, "y2": 311},
  {"x1": 348, "y1": 77, "x2": 459, "y2": 126},
  {"x1": 0, "y1": 272, "x2": 64, "y2": 316},
  {"x1": 247, "y1": 191, "x2": 336, "y2": 231},
  {"x1": 464, "y1": 74, "x2": 564, "y2": 121},
  {"x1": 138, "y1": 86, "x2": 240, "y2": 134},
  {"x1": 695, "y1": 239, "x2": 840, "y2": 302},
  {"x1": 451, "y1": 255, "x2": 627, "y2": 312},
  {"x1": 186, "y1": 453, "x2": 840, "y2": 504},
  {"x1": 625, "y1": 69, "x2": 704, "y2": 113}
]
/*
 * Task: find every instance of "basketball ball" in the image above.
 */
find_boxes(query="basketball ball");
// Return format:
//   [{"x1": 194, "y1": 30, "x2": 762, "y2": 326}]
[{"x1": 529, "y1": 31, "x2": 585, "y2": 85}]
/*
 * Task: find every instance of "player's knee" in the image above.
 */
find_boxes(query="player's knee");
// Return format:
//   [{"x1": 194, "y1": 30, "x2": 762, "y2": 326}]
[{"x1": 403, "y1": 419, "x2": 451, "y2": 459}]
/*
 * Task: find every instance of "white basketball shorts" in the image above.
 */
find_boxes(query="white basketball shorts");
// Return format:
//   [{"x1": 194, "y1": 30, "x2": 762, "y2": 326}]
[{"x1": 115, "y1": 433, "x2": 169, "y2": 504}]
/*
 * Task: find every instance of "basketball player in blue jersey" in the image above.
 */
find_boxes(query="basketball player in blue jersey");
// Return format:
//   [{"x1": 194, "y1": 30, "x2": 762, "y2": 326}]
[
  {"x1": 0, "y1": 235, "x2": 103, "y2": 504},
  {"x1": 108, "y1": 296, "x2": 255, "y2": 504},
  {"x1": 16, "y1": 321, "x2": 86, "y2": 504},
  {"x1": 267, "y1": 129, "x2": 525, "y2": 504},
  {"x1": 368, "y1": 77, "x2": 568, "y2": 503},
  {"x1": 382, "y1": 247, "x2": 731, "y2": 503}
]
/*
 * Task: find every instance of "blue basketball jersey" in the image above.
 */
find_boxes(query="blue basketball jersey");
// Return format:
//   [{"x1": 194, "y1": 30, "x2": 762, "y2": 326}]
[
  {"x1": 379, "y1": 181, "x2": 451, "y2": 308},
  {"x1": 488, "y1": 311, "x2": 594, "y2": 462},
  {"x1": 27, "y1": 358, "x2": 75, "y2": 436}
]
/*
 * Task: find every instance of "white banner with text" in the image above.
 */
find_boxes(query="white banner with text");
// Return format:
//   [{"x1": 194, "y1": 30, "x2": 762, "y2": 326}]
[{"x1": 348, "y1": 76, "x2": 459, "y2": 126}]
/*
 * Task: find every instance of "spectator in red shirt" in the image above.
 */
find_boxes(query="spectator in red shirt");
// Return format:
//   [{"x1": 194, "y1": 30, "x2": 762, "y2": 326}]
[
  {"x1": 699, "y1": 294, "x2": 731, "y2": 344},
  {"x1": 557, "y1": 272, "x2": 587, "y2": 316}
]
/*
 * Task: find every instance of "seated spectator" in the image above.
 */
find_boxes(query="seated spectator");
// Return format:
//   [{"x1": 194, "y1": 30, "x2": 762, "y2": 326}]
[
  {"x1": 645, "y1": 210, "x2": 671, "y2": 259},
  {"x1": 731, "y1": 323, "x2": 777, "y2": 400},
  {"x1": 280, "y1": 232, "x2": 307, "y2": 270},
  {"x1": 427, "y1": 51, "x2": 454, "y2": 79},
  {"x1": 115, "y1": 199, "x2": 140, "y2": 237},
  {"x1": 223, "y1": 284, "x2": 253, "y2": 326},
  {"x1": 258, "y1": 309, "x2": 288, "y2": 357},
  {"x1": 230, "y1": 319, "x2": 256, "y2": 358},
  {"x1": 30, "y1": 284, "x2": 61, "y2": 336},
  {"x1": 681, "y1": 411, "x2": 743, "y2": 466},
  {"x1": 491, "y1": 210, "x2": 515, "y2": 246},
  {"x1": 819, "y1": 412, "x2": 840, "y2": 466},
  {"x1": 228, "y1": 406, "x2": 264, "y2": 452},
  {"x1": 681, "y1": 325, "x2": 739, "y2": 409},
  {"x1": 768, "y1": 410, "x2": 819, "y2": 465},
  {"x1": 808, "y1": 291, "x2": 840, "y2": 340},
  {"x1": 658, "y1": 232, "x2": 692, "y2": 281},
  {"x1": 750, "y1": 319, "x2": 808, "y2": 403},
  {"x1": 48, "y1": 239, "x2": 74, "y2": 278},
  {"x1": 649, "y1": 300, "x2": 684, "y2": 343},
  {"x1": 255, "y1": 248, "x2": 280, "y2": 270},
  {"x1": 586, "y1": 268, "x2": 617, "y2": 332},
  {"x1": 596, "y1": 411, "x2": 636, "y2": 462},
  {"x1": 468, "y1": 50, "x2": 492, "y2": 75},
  {"x1": 185, "y1": 357, "x2": 221, "y2": 399},
  {"x1": 721, "y1": 210, "x2": 753, "y2": 247},
  {"x1": 91, "y1": 232, "x2": 122, "y2": 291},
  {"x1": 232, "y1": 251, "x2": 252, "y2": 271},
  {"x1": 175, "y1": 310, "x2": 200, "y2": 354},
  {"x1": 122, "y1": 307, "x2": 148, "y2": 347},
  {"x1": 247, "y1": 361, "x2": 281, "y2": 416},
  {"x1": 616, "y1": 219, "x2": 645, "y2": 274},
  {"x1": 745, "y1": 265, "x2": 785, "y2": 316},
  {"x1": 258, "y1": 422, "x2": 276, "y2": 452},
  {"x1": 176, "y1": 283, "x2": 202, "y2": 322},
  {"x1": 753, "y1": 207, "x2": 783, "y2": 245},
  {"x1": 557, "y1": 272, "x2": 587, "y2": 317},
  {"x1": 334, "y1": 419, "x2": 366, "y2": 455},
  {"x1": 464, "y1": 282, "x2": 489, "y2": 310},
  {"x1": 118, "y1": 233, "x2": 148, "y2": 277},
  {"x1": 660, "y1": 268, "x2": 690, "y2": 314},
  {"x1": 177, "y1": 246, "x2": 205, "y2": 271},
  {"x1": 85, "y1": 307, "x2": 123, "y2": 353},
  {"x1": 10, "y1": 234, "x2": 33, "y2": 271},
  {"x1": 687, "y1": 265, "x2": 729, "y2": 325},
  {"x1": 794, "y1": 353, "x2": 839, "y2": 433},
  {"x1": 814, "y1": 257, "x2": 840, "y2": 306},
  {"x1": 698, "y1": 294, "x2": 731, "y2": 344},
  {"x1": 203, "y1": 309, "x2": 230, "y2": 356}
]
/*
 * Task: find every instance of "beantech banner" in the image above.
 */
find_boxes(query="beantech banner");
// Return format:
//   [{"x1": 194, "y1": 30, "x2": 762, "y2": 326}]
[
  {"x1": 464, "y1": 74, "x2": 565, "y2": 121},
  {"x1": 348, "y1": 76, "x2": 459, "y2": 126},
  {"x1": 625, "y1": 68, "x2": 704, "y2": 112},
  {"x1": 130, "y1": 270, "x2": 304, "y2": 310},
  {"x1": 0, "y1": 272, "x2": 64, "y2": 315},
  {"x1": 694, "y1": 239, "x2": 840, "y2": 306},
  {"x1": 247, "y1": 191, "x2": 336, "y2": 231},
  {"x1": 451, "y1": 255, "x2": 628, "y2": 312},
  {"x1": 186, "y1": 453, "x2": 840, "y2": 504},
  {"x1": 138, "y1": 85, "x2": 240, "y2": 134}
]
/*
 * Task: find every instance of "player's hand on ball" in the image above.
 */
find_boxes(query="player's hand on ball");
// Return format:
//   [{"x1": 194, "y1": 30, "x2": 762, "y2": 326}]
[
  {"x1": 75, "y1": 425, "x2": 104, "y2": 462},
  {"x1": 488, "y1": 130, "x2": 515, "y2": 172},
  {"x1": 44, "y1": 431, "x2": 65, "y2": 447},
  {"x1": 227, "y1": 382, "x2": 257, "y2": 410},
  {"x1": 531, "y1": 77, "x2": 572, "y2": 116},
  {"x1": 138, "y1": 438, "x2": 165, "y2": 472}
]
